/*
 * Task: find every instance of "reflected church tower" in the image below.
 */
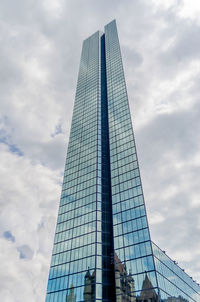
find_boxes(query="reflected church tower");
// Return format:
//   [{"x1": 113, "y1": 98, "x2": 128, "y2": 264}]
[
  {"x1": 82, "y1": 255, "x2": 136, "y2": 301},
  {"x1": 83, "y1": 268, "x2": 95, "y2": 301},
  {"x1": 66, "y1": 284, "x2": 76, "y2": 302},
  {"x1": 137, "y1": 273, "x2": 158, "y2": 302},
  {"x1": 115, "y1": 253, "x2": 136, "y2": 302}
]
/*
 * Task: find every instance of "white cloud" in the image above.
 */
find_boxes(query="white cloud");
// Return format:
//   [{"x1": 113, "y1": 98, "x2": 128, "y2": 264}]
[
  {"x1": 178, "y1": 0, "x2": 200, "y2": 20},
  {"x1": 0, "y1": 144, "x2": 61, "y2": 300}
]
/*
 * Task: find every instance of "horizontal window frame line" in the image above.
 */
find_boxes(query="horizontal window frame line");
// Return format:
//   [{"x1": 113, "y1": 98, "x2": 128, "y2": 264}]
[
  {"x1": 54, "y1": 228, "x2": 100, "y2": 246},
  {"x1": 62, "y1": 175, "x2": 97, "y2": 191},
  {"x1": 52, "y1": 242, "x2": 98, "y2": 258},
  {"x1": 66, "y1": 146, "x2": 100, "y2": 161},
  {"x1": 112, "y1": 180, "x2": 141, "y2": 193},
  {"x1": 58, "y1": 200, "x2": 97, "y2": 217},
  {"x1": 56, "y1": 209, "x2": 98, "y2": 226},
  {"x1": 113, "y1": 213, "x2": 146, "y2": 227},
  {"x1": 57, "y1": 208, "x2": 98, "y2": 225},
  {"x1": 47, "y1": 282, "x2": 103, "y2": 295},
  {"x1": 69, "y1": 124, "x2": 98, "y2": 137},
  {"x1": 51, "y1": 254, "x2": 98, "y2": 270},
  {"x1": 63, "y1": 169, "x2": 97, "y2": 185},
  {"x1": 68, "y1": 132, "x2": 98, "y2": 147},
  {"x1": 55, "y1": 221, "x2": 97, "y2": 236},
  {"x1": 114, "y1": 225, "x2": 149, "y2": 237},
  {"x1": 116, "y1": 288, "x2": 160, "y2": 297},
  {"x1": 115, "y1": 253, "x2": 154, "y2": 265},
  {"x1": 115, "y1": 239, "x2": 151, "y2": 251},
  {"x1": 113, "y1": 203, "x2": 145, "y2": 215},
  {"x1": 110, "y1": 159, "x2": 138, "y2": 172},
  {"x1": 111, "y1": 167, "x2": 138, "y2": 180},
  {"x1": 112, "y1": 191, "x2": 143, "y2": 203},
  {"x1": 65, "y1": 148, "x2": 97, "y2": 164},
  {"x1": 109, "y1": 123, "x2": 132, "y2": 136},
  {"x1": 63, "y1": 167, "x2": 98, "y2": 179},
  {"x1": 110, "y1": 145, "x2": 136, "y2": 157},
  {"x1": 61, "y1": 184, "x2": 98, "y2": 199},
  {"x1": 60, "y1": 192, "x2": 97, "y2": 208},
  {"x1": 67, "y1": 135, "x2": 98, "y2": 149},
  {"x1": 115, "y1": 268, "x2": 156, "y2": 280},
  {"x1": 110, "y1": 152, "x2": 137, "y2": 166}
]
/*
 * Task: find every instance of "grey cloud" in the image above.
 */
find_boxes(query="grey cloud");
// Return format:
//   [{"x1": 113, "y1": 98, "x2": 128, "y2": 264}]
[
  {"x1": 0, "y1": 143, "x2": 60, "y2": 300},
  {"x1": 154, "y1": 12, "x2": 200, "y2": 77},
  {"x1": 159, "y1": 21, "x2": 200, "y2": 65},
  {"x1": 135, "y1": 98, "x2": 200, "y2": 281},
  {"x1": 123, "y1": 47, "x2": 143, "y2": 68},
  {"x1": 136, "y1": 101, "x2": 200, "y2": 165}
]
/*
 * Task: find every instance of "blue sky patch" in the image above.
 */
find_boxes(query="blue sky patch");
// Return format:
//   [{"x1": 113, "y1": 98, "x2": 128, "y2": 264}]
[
  {"x1": 0, "y1": 138, "x2": 23, "y2": 156},
  {"x1": 51, "y1": 122, "x2": 63, "y2": 138},
  {"x1": 3, "y1": 230, "x2": 15, "y2": 242}
]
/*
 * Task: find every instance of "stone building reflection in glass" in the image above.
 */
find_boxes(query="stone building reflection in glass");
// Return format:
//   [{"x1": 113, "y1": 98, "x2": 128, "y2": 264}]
[
  {"x1": 66, "y1": 253, "x2": 159, "y2": 302},
  {"x1": 45, "y1": 20, "x2": 200, "y2": 302}
]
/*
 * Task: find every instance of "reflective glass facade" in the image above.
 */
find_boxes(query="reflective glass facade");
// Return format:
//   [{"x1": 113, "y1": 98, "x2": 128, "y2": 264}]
[{"x1": 45, "y1": 20, "x2": 200, "y2": 302}]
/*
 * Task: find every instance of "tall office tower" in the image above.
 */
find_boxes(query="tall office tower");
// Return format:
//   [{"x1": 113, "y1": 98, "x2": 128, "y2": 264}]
[{"x1": 45, "y1": 20, "x2": 200, "y2": 302}]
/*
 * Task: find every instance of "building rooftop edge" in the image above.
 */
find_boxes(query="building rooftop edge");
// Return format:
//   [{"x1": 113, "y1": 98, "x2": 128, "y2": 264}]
[{"x1": 83, "y1": 19, "x2": 116, "y2": 42}]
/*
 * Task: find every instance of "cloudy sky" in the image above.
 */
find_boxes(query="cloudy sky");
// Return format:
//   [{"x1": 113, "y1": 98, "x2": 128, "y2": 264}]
[{"x1": 0, "y1": 0, "x2": 200, "y2": 301}]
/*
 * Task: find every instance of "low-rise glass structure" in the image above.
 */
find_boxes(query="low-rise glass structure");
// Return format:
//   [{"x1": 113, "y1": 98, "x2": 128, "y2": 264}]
[{"x1": 45, "y1": 20, "x2": 200, "y2": 302}]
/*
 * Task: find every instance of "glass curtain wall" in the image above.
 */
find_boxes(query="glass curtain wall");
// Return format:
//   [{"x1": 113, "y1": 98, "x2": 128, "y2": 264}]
[
  {"x1": 45, "y1": 31, "x2": 103, "y2": 302},
  {"x1": 105, "y1": 20, "x2": 158, "y2": 300}
]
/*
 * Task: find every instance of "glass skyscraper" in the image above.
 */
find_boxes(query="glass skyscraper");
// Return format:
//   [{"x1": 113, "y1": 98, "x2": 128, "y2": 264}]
[{"x1": 45, "y1": 20, "x2": 200, "y2": 302}]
